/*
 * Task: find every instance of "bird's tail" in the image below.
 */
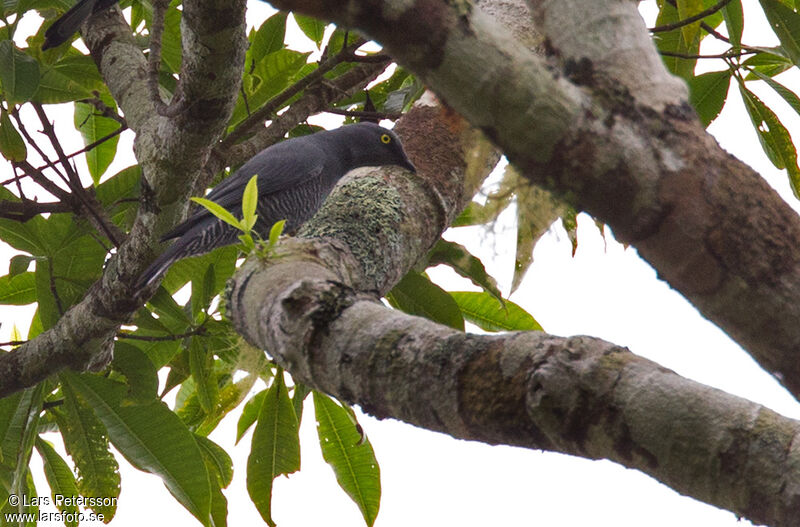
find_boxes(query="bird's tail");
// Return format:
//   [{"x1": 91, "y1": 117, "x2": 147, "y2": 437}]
[
  {"x1": 42, "y1": 0, "x2": 96, "y2": 50},
  {"x1": 135, "y1": 241, "x2": 186, "y2": 289}
]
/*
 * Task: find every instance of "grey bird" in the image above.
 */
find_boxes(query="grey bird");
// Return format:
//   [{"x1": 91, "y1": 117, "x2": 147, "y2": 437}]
[
  {"x1": 136, "y1": 123, "x2": 416, "y2": 288},
  {"x1": 42, "y1": 0, "x2": 119, "y2": 50}
]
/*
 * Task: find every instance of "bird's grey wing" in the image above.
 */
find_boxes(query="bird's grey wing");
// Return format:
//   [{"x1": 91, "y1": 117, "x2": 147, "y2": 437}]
[{"x1": 161, "y1": 148, "x2": 325, "y2": 241}]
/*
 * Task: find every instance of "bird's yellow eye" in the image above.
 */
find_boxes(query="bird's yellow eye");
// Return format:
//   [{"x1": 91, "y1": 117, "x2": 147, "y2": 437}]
[{"x1": 380, "y1": 134, "x2": 391, "y2": 144}]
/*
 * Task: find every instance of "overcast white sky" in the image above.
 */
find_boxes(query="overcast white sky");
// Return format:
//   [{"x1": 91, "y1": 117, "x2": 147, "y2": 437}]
[{"x1": 2, "y1": 1, "x2": 800, "y2": 526}]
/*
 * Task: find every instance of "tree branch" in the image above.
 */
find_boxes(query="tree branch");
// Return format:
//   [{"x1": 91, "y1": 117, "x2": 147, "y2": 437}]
[{"x1": 269, "y1": 0, "x2": 800, "y2": 402}]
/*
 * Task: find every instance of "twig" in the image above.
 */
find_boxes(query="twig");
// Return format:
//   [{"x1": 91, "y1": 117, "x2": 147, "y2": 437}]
[
  {"x1": 116, "y1": 326, "x2": 208, "y2": 342},
  {"x1": 650, "y1": 0, "x2": 732, "y2": 33},
  {"x1": 659, "y1": 49, "x2": 755, "y2": 59},
  {"x1": 47, "y1": 258, "x2": 65, "y2": 316},
  {"x1": 0, "y1": 340, "x2": 27, "y2": 348},
  {"x1": 324, "y1": 108, "x2": 403, "y2": 120},
  {"x1": 30, "y1": 103, "x2": 125, "y2": 246}
]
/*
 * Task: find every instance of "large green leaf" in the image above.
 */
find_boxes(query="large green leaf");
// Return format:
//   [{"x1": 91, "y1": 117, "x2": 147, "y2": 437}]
[
  {"x1": 63, "y1": 372, "x2": 212, "y2": 526},
  {"x1": 760, "y1": 0, "x2": 800, "y2": 66},
  {"x1": 0, "y1": 272, "x2": 36, "y2": 305},
  {"x1": 33, "y1": 64, "x2": 93, "y2": 103},
  {"x1": 314, "y1": 391, "x2": 380, "y2": 527},
  {"x1": 247, "y1": 374, "x2": 300, "y2": 527},
  {"x1": 739, "y1": 82, "x2": 800, "y2": 197},
  {"x1": 111, "y1": 341, "x2": 159, "y2": 402},
  {"x1": 451, "y1": 291, "x2": 543, "y2": 332},
  {"x1": 0, "y1": 216, "x2": 44, "y2": 254},
  {"x1": 249, "y1": 12, "x2": 288, "y2": 63},
  {"x1": 0, "y1": 40, "x2": 40, "y2": 103},
  {"x1": 687, "y1": 70, "x2": 731, "y2": 126},
  {"x1": 73, "y1": 93, "x2": 121, "y2": 184},
  {"x1": 231, "y1": 49, "x2": 310, "y2": 127},
  {"x1": 386, "y1": 270, "x2": 465, "y2": 331},
  {"x1": 55, "y1": 381, "x2": 120, "y2": 519},
  {"x1": 293, "y1": 13, "x2": 327, "y2": 47},
  {"x1": 35, "y1": 438, "x2": 80, "y2": 526}
]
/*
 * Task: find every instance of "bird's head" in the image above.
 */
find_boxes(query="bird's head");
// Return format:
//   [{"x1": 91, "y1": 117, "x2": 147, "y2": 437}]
[{"x1": 341, "y1": 122, "x2": 417, "y2": 173}]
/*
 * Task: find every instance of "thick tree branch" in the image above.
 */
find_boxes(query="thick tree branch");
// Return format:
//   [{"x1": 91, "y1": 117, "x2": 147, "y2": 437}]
[
  {"x1": 0, "y1": 1, "x2": 249, "y2": 397},
  {"x1": 223, "y1": 97, "x2": 799, "y2": 527},
  {"x1": 269, "y1": 0, "x2": 800, "y2": 401}
]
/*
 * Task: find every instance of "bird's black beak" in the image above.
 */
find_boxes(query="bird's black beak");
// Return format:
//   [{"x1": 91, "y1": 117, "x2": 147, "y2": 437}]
[{"x1": 401, "y1": 157, "x2": 417, "y2": 173}]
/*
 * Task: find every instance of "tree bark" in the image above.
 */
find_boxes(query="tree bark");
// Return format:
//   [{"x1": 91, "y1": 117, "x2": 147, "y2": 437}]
[
  {"x1": 268, "y1": 0, "x2": 800, "y2": 402},
  {"x1": 225, "y1": 97, "x2": 800, "y2": 527}
]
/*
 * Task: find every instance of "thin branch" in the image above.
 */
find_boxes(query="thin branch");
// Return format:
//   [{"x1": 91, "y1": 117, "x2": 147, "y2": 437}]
[
  {"x1": 659, "y1": 49, "x2": 755, "y2": 59},
  {"x1": 324, "y1": 108, "x2": 403, "y2": 120},
  {"x1": 649, "y1": 0, "x2": 732, "y2": 33},
  {"x1": 0, "y1": 199, "x2": 72, "y2": 221},
  {"x1": 116, "y1": 327, "x2": 211, "y2": 342},
  {"x1": 30, "y1": 103, "x2": 125, "y2": 246}
]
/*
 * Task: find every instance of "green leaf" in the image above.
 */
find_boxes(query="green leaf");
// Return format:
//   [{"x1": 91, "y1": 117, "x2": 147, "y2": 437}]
[
  {"x1": 191, "y1": 197, "x2": 242, "y2": 230},
  {"x1": 195, "y1": 435, "x2": 233, "y2": 488},
  {"x1": 676, "y1": 0, "x2": 705, "y2": 55},
  {"x1": 760, "y1": 0, "x2": 800, "y2": 66},
  {"x1": 242, "y1": 174, "x2": 259, "y2": 232},
  {"x1": 35, "y1": 438, "x2": 79, "y2": 526},
  {"x1": 0, "y1": 40, "x2": 40, "y2": 104},
  {"x1": 654, "y1": 1, "x2": 699, "y2": 79},
  {"x1": 111, "y1": 341, "x2": 159, "y2": 402},
  {"x1": 268, "y1": 219, "x2": 285, "y2": 247},
  {"x1": 293, "y1": 13, "x2": 327, "y2": 47},
  {"x1": 424, "y1": 239, "x2": 503, "y2": 302},
  {"x1": 8, "y1": 254, "x2": 33, "y2": 277},
  {"x1": 194, "y1": 434, "x2": 231, "y2": 527},
  {"x1": 749, "y1": 67, "x2": 800, "y2": 115},
  {"x1": 54, "y1": 381, "x2": 120, "y2": 519},
  {"x1": 191, "y1": 263, "x2": 217, "y2": 319},
  {"x1": 249, "y1": 11, "x2": 288, "y2": 61},
  {"x1": 386, "y1": 271, "x2": 465, "y2": 331},
  {"x1": 0, "y1": 271, "x2": 36, "y2": 305},
  {"x1": 189, "y1": 337, "x2": 219, "y2": 414},
  {"x1": 0, "y1": 108, "x2": 26, "y2": 161},
  {"x1": 231, "y1": 49, "x2": 310, "y2": 128},
  {"x1": 73, "y1": 94, "x2": 121, "y2": 184},
  {"x1": 159, "y1": 4, "x2": 183, "y2": 74},
  {"x1": 247, "y1": 374, "x2": 300, "y2": 527},
  {"x1": 162, "y1": 245, "x2": 238, "y2": 295},
  {"x1": 739, "y1": 82, "x2": 800, "y2": 197},
  {"x1": 236, "y1": 390, "x2": 266, "y2": 444},
  {"x1": 722, "y1": 0, "x2": 744, "y2": 48},
  {"x1": 687, "y1": 70, "x2": 731, "y2": 126},
  {"x1": 743, "y1": 48, "x2": 794, "y2": 79},
  {"x1": 314, "y1": 391, "x2": 380, "y2": 527},
  {"x1": 32, "y1": 64, "x2": 92, "y2": 103},
  {"x1": 63, "y1": 372, "x2": 212, "y2": 526},
  {"x1": 0, "y1": 216, "x2": 44, "y2": 254},
  {"x1": 450, "y1": 291, "x2": 543, "y2": 332}
]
